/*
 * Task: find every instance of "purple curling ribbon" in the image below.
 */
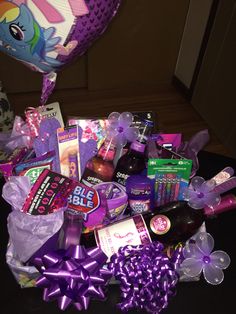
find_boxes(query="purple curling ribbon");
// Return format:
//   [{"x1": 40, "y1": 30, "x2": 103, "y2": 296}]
[
  {"x1": 108, "y1": 242, "x2": 183, "y2": 314},
  {"x1": 34, "y1": 245, "x2": 112, "y2": 311},
  {"x1": 40, "y1": 72, "x2": 57, "y2": 106}
]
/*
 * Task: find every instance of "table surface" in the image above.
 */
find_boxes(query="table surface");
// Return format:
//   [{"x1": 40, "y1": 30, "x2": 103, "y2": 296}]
[{"x1": 1, "y1": 150, "x2": 236, "y2": 314}]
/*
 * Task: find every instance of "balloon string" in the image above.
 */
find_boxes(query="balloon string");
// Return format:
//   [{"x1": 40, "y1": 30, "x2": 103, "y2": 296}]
[{"x1": 25, "y1": 107, "x2": 43, "y2": 138}]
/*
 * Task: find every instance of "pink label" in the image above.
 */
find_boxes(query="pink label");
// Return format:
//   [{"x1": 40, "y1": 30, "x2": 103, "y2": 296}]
[
  {"x1": 95, "y1": 215, "x2": 151, "y2": 260},
  {"x1": 150, "y1": 215, "x2": 171, "y2": 235}
]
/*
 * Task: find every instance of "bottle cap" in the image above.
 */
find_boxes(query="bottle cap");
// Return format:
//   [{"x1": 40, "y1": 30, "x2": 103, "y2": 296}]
[
  {"x1": 126, "y1": 175, "x2": 153, "y2": 192},
  {"x1": 204, "y1": 194, "x2": 236, "y2": 216}
]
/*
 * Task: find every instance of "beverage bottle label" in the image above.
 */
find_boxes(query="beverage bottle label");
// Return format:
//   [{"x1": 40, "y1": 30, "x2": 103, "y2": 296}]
[
  {"x1": 150, "y1": 215, "x2": 171, "y2": 235},
  {"x1": 113, "y1": 171, "x2": 130, "y2": 186},
  {"x1": 95, "y1": 215, "x2": 151, "y2": 260},
  {"x1": 81, "y1": 167, "x2": 104, "y2": 187}
]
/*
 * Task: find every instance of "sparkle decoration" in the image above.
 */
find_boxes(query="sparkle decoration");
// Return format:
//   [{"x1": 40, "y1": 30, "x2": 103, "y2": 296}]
[
  {"x1": 183, "y1": 176, "x2": 221, "y2": 209},
  {"x1": 108, "y1": 242, "x2": 183, "y2": 314},
  {"x1": 34, "y1": 245, "x2": 112, "y2": 311},
  {"x1": 180, "y1": 232, "x2": 230, "y2": 285}
]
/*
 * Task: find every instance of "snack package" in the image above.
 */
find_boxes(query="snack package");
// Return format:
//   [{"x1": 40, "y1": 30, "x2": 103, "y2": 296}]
[
  {"x1": 93, "y1": 182, "x2": 128, "y2": 221},
  {"x1": 15, "y1": 151, "x2": 55, "y2": 185},
  {"x1": 21, "y1": 169, "x2": 77, "y2": 215}
]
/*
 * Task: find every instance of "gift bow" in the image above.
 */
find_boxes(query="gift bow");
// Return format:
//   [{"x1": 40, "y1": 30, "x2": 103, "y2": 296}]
[
  {"x1": 108, "y1": 242, "x2": 183, "y2": 314},
  {"x1": 34, "y1": 245, "x2": 112, "y2": 311}
]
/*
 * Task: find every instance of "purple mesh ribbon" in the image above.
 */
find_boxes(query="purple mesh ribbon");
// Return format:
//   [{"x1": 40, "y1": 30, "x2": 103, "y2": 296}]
[
  {"x1": 34, "y1": 245, "x2": 112, "y2": 311},
  {"x1": 108, "y1": 242, "x2": 183, "y2": 313},
  {"x1": 40, "y1": 72, "x2": 57, "y2": 106}
]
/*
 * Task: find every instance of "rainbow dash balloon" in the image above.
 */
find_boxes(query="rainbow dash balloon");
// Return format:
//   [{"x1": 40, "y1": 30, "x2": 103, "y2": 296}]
[{"x1": 0, "y1": 0, "x2": 121, "y2": 104}]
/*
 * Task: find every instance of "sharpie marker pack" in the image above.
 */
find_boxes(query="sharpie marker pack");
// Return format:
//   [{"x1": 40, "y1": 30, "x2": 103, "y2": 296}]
[{"x1": 147, "y1": 158, "x2": 192, "y2": 206}]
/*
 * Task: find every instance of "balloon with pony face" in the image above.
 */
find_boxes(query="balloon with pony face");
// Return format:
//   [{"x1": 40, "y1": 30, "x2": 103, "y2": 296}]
[{"x1": 0, "y1": 0, "x2": 122, "y2": 104}]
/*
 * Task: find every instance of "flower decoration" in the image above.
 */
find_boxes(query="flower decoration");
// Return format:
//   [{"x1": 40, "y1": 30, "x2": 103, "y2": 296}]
[
  {"x1": 180, "y1": 232, "x2": 230, "y2": 285},
  {"x1": 108, "y1": 242, "x2": 183, "y2": 314},
  {"x1": 34, "y1": 245, "x2": 112, "y2": 311},
  {"x1": 183, "y1": 176, "x2": 221, "y2": 209},
  {"x1": 107, "y1": 112, "x2": 139, "y2": 147}
]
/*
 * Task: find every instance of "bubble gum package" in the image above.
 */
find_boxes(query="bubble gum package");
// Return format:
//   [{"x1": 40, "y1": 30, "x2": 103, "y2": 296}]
[{"x1": 15, "y1": 151, "x2": 55, "y2": 185}]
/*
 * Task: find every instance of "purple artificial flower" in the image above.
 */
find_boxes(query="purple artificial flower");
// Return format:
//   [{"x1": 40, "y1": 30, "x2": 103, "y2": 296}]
[
  {"x1": 107, "y1": 112, "x2": 139, "y2": 147},
  {"x1": 180, "y1": 232, "x2": 230, "y2": 285},
  {"x1": 183, "y1": 176, "x2": 221, "y2": 209}
]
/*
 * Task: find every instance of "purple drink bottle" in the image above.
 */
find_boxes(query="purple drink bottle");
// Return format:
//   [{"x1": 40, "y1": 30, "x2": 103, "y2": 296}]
[{"x1": 113, "y1": 119, "x2": 153, "y2": 187}]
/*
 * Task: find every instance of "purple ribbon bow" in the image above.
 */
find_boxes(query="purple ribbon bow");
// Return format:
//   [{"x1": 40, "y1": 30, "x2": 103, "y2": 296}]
[
  {"x1": 34, "y1": 245, "x2": 112, "y2": 311},
  {"x1": 108, "y1": 242, "x2": 183, "y2": 314}
]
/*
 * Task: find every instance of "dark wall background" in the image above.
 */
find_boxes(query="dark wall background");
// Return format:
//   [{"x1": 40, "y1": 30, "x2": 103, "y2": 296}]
[
  {"x1": 0, "y1": 0, "x2": 189, "y2": 94},
  {"x1": 192, "y1": 0, "x2": 236, "y2": 158}
]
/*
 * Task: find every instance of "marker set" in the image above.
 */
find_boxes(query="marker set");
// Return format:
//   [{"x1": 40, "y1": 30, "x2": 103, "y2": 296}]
[
  {"x1": 147, "y1": 158, "x2": 193, "y2": 207},
  {"x1": 154, "y1": 173, "x2": 181, "y2": 206}
]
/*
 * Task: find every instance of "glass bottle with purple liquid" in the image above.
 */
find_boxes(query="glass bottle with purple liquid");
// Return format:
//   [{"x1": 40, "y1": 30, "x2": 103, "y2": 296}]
[
  {"x1": 113, "y1": 119, "x2": 154, "y2": 187},
  {"x1": 81, "y1": 138, "x2": 116, "y2": 187}
]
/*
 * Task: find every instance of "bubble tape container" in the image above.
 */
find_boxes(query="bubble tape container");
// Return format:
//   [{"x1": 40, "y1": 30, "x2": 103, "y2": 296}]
[
  {"x1": 93, "y1": 182, "x2": 128, "y2": 220},
  {"x1": 126, "y1": 175, "x2": 154, "y2": 214}
]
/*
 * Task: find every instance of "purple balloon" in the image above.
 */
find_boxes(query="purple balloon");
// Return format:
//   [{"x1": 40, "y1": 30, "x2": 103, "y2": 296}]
[
  {"x1": 0, "y1": 0, "x2": 122, "y2": 103},
  {"x1": 58, "y1": 0, "x2": 122, "y2": 64}
]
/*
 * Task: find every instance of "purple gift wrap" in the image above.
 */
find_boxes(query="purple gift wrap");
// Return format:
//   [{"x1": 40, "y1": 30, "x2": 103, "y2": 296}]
[{"x1": 2, "y1": 176, "x2": 66, "y2": 287}]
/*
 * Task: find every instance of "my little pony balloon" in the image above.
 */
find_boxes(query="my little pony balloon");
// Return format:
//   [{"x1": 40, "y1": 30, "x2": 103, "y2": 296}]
[{"x1": 0, "y1": 0, "x2": 121, "y2": 104}]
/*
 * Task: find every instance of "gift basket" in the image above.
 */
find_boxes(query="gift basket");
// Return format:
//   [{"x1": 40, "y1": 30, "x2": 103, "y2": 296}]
[{"x1": 1, "y1": 104, "x2": 236, "y2": 314}]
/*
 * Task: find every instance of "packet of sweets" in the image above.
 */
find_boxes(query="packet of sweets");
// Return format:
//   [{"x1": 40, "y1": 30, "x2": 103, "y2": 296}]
[
  {"x1": 15, "y1": 151, "x2": 55, "y2": 185},
  {"x1": 0, "y1": 147, "x2": 28, "y2": 179},
  {"x1": 21, "y1": 169, "x2": 77, "y2": 215}
]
